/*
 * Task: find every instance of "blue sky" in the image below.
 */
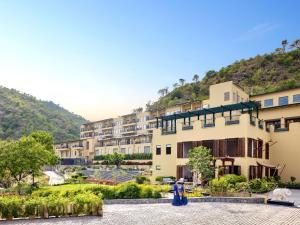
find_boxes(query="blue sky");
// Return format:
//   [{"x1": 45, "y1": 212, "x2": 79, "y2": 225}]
[{"x1": 0, "y1": 0, "x2": 299, "y2": 120}]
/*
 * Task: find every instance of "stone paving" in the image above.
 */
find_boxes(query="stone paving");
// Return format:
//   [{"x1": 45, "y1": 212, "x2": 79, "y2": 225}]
[{"x1": 3, "y1": 202, "x2": 300, "y2": 225}]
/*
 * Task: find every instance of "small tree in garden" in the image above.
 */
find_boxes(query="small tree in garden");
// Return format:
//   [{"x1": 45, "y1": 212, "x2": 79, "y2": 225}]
[
  {"x1": 187, "y1": 146, "x2": 215, "y2": 185},
  {"x1": 106, "y1": 152, "x2": 125, "y2": 168}
]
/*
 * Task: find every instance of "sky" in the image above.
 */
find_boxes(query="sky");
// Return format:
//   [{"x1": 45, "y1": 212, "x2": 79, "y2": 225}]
[{"x1": 0, "y1": 1, "x2": 299, "y2": 121}]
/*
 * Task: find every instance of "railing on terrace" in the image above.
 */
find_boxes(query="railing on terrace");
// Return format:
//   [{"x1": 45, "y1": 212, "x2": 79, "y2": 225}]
[
  {"x1": 182, "y1": 121, "x2": 194, "y2": 130},
  {"x1": 162, "y1": 127, "x2": 176, "y2": 135},
  {"x1": 225, "y1": 115, "x2": 240, "y2": 125},
  {"x1": 201, "y1": 119, "x2": 215, "y2": 128}
]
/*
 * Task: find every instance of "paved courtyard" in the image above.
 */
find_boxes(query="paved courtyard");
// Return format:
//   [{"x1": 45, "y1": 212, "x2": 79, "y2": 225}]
[{"x1": 3, "y1": 203, "x2": 300, "y2": 225}]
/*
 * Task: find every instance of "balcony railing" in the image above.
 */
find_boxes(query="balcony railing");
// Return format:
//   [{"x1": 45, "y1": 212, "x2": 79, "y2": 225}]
[
  {"x1": 202, "y1": 119, "x2": 215, "y2": 128},
  {"x1": 182, "y1": 122, "x2": 193, "y2": 130},
  {"x1": 162, "y1": 127, "x2": 176, "y2": 135},
  {"x1": 225, "y1": 116, "x2": 240, "y2": 125}
]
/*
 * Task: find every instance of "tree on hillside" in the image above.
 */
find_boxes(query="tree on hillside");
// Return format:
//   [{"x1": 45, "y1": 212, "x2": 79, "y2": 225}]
[
  {"x1": 179, "y1": 79, "x2": 185, "y2": 86},
  {"x1": 187, "y1": 146, "x2": 215, "y2": 185},
  {"x1": 158, "y1": 89, "x2": 165, "y2": 97},
  {"x1": 164, "y1": 87, "x2": 169, "y2": 95},
  {"x1": 290, "y1": 39, "x2": 300, "y2": 50},
  {"x1": 281, "y1": 40, "x2": 288, "y2": 52},
  {"x1": 193, "y1": 74, "x2": 199, "y2": 83},
  {"x1": 173, "y1": 83, "x2": 179, "y2": 89}
]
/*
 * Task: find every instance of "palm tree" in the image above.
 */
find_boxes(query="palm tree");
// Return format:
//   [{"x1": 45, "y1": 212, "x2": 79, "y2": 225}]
[
  {"x1": 164, "y1": 87, "x2": 169, "y2": 95},
  {"x1": 281, "y1": 40, "x2": 288, "y2": 52},
  {"x1": 193, "y1": 74, "x2": 199, "y2": 83},
  {"x1": 290, "y1": 39, "x2": 300, "y2": 50},
  {"x1": 179, "y1": 79, "x2": 185, "y2": 86},
  {"x1": 158, "y1": 89, "x2": 165, "y2": 97}
]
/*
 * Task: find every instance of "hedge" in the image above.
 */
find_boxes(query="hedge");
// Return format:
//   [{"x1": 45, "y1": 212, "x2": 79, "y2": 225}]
[
  {"x1": 94, "y1": 153, "x2": 152, "y2": 161},
  {"x1": 0, "y1": 192, "x2": 103, "y2": 221},
  {"x1": 32, "y1": 182, "x2": 166, "y2": 200}
]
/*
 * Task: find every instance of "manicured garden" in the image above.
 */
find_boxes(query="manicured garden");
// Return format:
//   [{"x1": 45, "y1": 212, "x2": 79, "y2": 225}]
[{"x1": 0, "y1": 182, "x2": 170, "y2": 221}]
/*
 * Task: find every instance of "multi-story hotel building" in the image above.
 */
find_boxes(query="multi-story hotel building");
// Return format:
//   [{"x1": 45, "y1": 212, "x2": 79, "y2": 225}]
[{"x1": 55, "y1": 81, "x2": 300, "y2": 182}]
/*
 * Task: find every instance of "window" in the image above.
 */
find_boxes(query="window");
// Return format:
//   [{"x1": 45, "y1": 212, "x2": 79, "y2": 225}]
[
  {"x1": 224, "y1": 92, "x2": 230, "y2": 101},
  {"x1": 265, "y1": 143, "x2": 269, "y2": 160},
  {"x1": 121, "y1": 148, "x2": 126, "y2": 153},
  {"x1": 156, "y1": 145, "x2": 161, "y2": 155},
  {"x1": 279, "y1": 96, "x2": 288, "y2": 106},
  {"x1": 86, "y1": 141, "x2": 89, "y2": 150},
  {"x1": 166, "y1": 144, "x2": 171, "y2": 155},
  {"x1": 156, "y1": 165, "x2": 161, "y2": 170},
  {"x1": 95, "y1": 150, "x2": 100, "y2": 155},
  {"x1": 144, "y1": 146, "x2": 151, "y2": 154},
  {"x1": 293, "y1": 94, "x2": 300, "y2": 103},
  {"x1": 264, "y1": 99, "x2": 273, "y2": 107}
]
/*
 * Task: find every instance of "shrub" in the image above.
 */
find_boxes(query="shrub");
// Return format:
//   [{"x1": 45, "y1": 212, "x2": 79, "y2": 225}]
[
  {"x1": 0, "y1": 196, "x2": 24, "y2": 219},
  {"x1": 223, "y1": 174, "x2": 246, "y2": 185},
  {"x1": 135, "y1": 175, "x2": 150, "y2": 184},
  {"x1": 249, "y1": 178, "x2": 277, "y2": 193},
  {"x1": 116, "y1": 182, "x2": 141, "y2": 199}
]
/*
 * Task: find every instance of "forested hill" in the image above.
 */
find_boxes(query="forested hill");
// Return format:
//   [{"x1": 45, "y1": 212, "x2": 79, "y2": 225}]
[
  {"x1": 0, "y1": 86, "x2": 88, "y2": 142},
  {"x1": 148, "y1": 48, "x2": 300, "y2": 111}
]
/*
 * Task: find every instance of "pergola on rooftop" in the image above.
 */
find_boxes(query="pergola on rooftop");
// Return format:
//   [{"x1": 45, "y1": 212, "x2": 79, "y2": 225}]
[{"x1": 155, "y1": 101, "x2": 261, "y2": 134}]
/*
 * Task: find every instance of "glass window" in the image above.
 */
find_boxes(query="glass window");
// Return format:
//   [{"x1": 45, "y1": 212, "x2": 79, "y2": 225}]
[
  {"x1": 278, "y1": 96, "x2": 288, "y2": 106},
  {"x1": 144, "y1": 146, "x2": 151, "y2": 154},
  {"x1": 156, "y1": 145, "x2": 161, "y2": 155},
  {"x1": 224, "y1": 92, "x2": 230, "y2": 101},
  {"x1": 166, "y1": 144, "x2": 171, "y2": 155},
  {"x1": 264, "y1": 99, "x2": 273, "y2": 107},
  {"x1": 293, "y1": 94, "x2": 300, "y2": 103},
  {"x1": 156, "y1": 165, "x2": 161, "y2": 170}
]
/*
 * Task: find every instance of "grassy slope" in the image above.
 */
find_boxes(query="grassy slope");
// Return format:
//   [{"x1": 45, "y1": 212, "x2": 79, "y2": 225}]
[
  {"x1": 149, "y1": 49, "x2": 300, "y2": 110},
  {"x1": 0, "y1": 86, "x2": 88, "y2": 142}
]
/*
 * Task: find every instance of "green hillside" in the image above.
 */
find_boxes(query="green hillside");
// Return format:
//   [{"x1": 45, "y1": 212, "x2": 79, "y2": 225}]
[
  {"x1": 148, "y1": 48, "x2": 300, "y2": 110},
  {"x1": 0, "y1": 86, "x2": 88, "y2": 142}
]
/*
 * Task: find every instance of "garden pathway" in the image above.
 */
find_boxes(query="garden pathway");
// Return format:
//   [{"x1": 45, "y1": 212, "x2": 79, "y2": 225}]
[{"x1": 3, "y1": 202, "x2": 300, "y2": 225}]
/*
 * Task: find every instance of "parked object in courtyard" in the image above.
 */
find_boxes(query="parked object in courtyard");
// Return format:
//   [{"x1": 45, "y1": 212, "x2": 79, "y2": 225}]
[
  {"x1": 44, "y1": 171, "x2": 65, "y2": 185},
  {"x1": 267, "y1": 188, "x2": 294, "y2": 207}
]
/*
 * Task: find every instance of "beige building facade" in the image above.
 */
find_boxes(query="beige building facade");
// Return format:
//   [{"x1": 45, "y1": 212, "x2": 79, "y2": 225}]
[{"x1": 55, "y1": 81, "x2": 300, "y2": 182}]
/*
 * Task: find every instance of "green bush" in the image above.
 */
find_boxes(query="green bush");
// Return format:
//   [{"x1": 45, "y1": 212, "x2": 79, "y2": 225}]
[
  {"x1": 135, "y1": 175, "x2": 150, "y2": 184},
  {"x1": 116, "y1": 182, "x2": 141, "y2": 199},
  {"x1": 223, "y1": 174, "x2": 246, "y2": 185},
  {"x1": 94, "y1": 153, "x2": 152, "y2": 161},
  {"x1": 249, "y1": 178, "x2": 277, "y2": 193},
  {"x1": 0, "y1": 196, "x2": 24, "y2": 219},
  {"x1": 211, "y1": 174, "x2": 248, "y2": 195}
]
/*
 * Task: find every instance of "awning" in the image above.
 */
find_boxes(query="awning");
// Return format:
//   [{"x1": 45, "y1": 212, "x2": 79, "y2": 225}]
[{"x1": 257, "y1": 161, "x2": 280, "y2": 169}]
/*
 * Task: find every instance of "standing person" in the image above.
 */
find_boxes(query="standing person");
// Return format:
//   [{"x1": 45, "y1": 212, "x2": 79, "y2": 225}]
[
  {"x1": 180, "y1": 180, "x2": 188, "y2": 205},
  {"x1": 172, "y1": 181, "x2": 181, "y2": 206}
]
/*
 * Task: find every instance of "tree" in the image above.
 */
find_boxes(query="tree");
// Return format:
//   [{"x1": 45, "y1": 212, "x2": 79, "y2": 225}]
[
  {"x1": 106, "y1": 152, "x2": 125, "y2": 168},
  {"x1": 290, "y1": 39, "x2": 300, "y2": 49},
  {"x1": 164, "y1": 87, "x2": 169, "y2": 95},
  {"x1": 173, "y1": 83, "x2": 179, "y2": 89},
  {"x1": 187, "y1": 146, "x2": 215, "y2": 185},
  {"x1": 193, "y1": 74, "x2": 199, "y2": 83},
  {"x1": 158, "y1": 89, "x2": 165, "y2": 97},
  {"x1": 0, "y1": 132, "x2": 58, "y2": 190},
  {"x1": 281, "y1": 39, "x2": 288, "y2": 52},
  {"x1": 179, "y1": 79, "x2": 185, "y2": 86},
  {"x1": 133, "y1": 107, "x2": 143, "y2": 113}
]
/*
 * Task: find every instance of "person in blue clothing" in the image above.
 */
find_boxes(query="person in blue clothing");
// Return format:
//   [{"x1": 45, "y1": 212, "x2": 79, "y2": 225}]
[
  {"x1": 172, "y1": 181, "x2": 182, "y2": 206},
  {"x1": 179, "y1": 181, "x2": 188, "y2": 206}
]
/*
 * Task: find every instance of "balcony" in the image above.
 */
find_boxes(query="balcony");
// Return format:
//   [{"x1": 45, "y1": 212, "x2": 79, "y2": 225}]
[
  {"x1": 225, "y1": 116, "x2": 240, "y2": 126},
  {"x1": 121, "y1": 127, "x2": 136, "y2": 134},
  {"x1": 202, "y1": 119, "x2": 215, "y2": 128},
  {"x1": 162, "y1": 127, "x2": 176, "y2": 135},
  {"x1": 182, "y1": 122, "x2": 193, "y2": 130}
]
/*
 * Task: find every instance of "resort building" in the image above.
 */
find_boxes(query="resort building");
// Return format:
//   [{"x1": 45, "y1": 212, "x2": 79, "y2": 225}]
[
  {"x1": 152, "y1": 81, "x2": 300, "y2": 182},
  {"x1": 54, "y1": 81, "x2": 300, "y2": 182}
]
